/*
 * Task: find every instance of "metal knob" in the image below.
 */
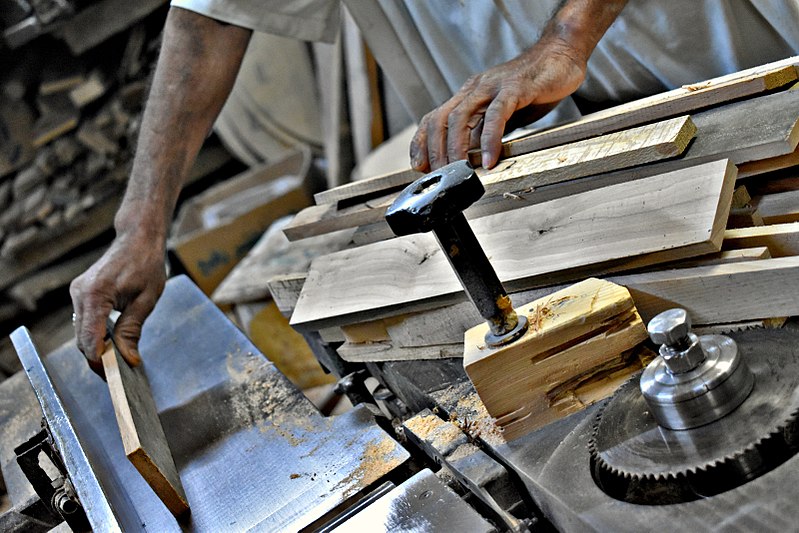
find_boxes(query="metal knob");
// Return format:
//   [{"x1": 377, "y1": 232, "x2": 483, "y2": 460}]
[
  {"x1": 385, "y1": 160, "x2": 528, "y2": 347},
  {"x1": 647, "y1": 308, "x2": 706, "y2": 374},
  {"x1": 641, "y1": 308, "x2": 755, "y2": 430}
]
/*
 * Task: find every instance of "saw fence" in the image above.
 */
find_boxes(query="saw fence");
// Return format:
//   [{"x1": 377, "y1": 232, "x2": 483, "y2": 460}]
[{"x1": 214, "y1": 55, "x2": 799, "y2": 440}]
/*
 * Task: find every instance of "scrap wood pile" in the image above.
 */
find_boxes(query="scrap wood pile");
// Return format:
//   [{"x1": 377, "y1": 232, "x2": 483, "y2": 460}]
[{"x1": 221, "y1": 56, "x2": 799, "y2": 438}]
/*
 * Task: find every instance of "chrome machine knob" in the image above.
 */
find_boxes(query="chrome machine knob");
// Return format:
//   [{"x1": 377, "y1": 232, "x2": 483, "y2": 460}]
[{"x1": 640, "y1": 308, "x2": 755, "y2": 430}]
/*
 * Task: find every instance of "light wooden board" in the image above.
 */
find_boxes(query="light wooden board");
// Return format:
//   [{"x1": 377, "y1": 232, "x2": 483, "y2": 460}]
[
  {"x1": 337, "y1": 342, "x2": 462, "y2": 363},
  {"x1": 266, "y1": 273, "x2": 307, "y2": 318},
  {"x1": 102, "y1": 345, "x2": 189, "y2": 517},
  {"x1": 463, "y1": 278, "x2": 649, "y2": 440},
  {"x1": 495, "y1": 57, "x2": 797, "y2": 158},
  {"x1": 291, "y1": 159, "x2": 736, "y2": 330},
  {"x1": 313, "y1": 115, "x2": 694, "y2": 207},
  {"x1": 287, "y1": 86, "x2": 799, "y2": 243},
  {"x1": 620, "y1": 256, "x2": 799, "y2": 324},
  {"x1": 723, "y1": 222, "x2": 799, "y2": 256},
  {"x1": 737, "y1": 145, "x2": 799, "y2": 178},
  {"x1": 314, "y1": 168, "x2": 423, "y2": 206},
  {"x1": 752, "y1": 191, "x2": 799, "y2": 224},
  {"x1": 284, "y1": 116, "x2": 695, "y2": 241}
]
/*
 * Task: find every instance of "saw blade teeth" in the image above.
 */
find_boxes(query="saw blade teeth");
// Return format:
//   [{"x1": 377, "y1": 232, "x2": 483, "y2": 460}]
[{"x1": 587, "y1": 327, "x2": 799, "y2": 505}]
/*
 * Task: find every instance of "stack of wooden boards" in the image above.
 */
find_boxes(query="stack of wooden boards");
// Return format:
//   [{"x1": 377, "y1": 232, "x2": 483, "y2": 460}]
[{"x1": 221, "y1": 56, "x2": 799, "y2": 438}]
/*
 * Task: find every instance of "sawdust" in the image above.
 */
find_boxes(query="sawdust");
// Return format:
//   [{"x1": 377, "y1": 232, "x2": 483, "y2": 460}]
[
  {"x1": 452, "y1": 393, "x2": 506, "y2": 447},
  {"x1": 225, "y1": 348, "x2": 317, "y2": 447},
  {"x1": 404, "y1": 414, "x2": 466, "y2": 452},
  {"x1": 333, "y1": 436, "x2": 405, "y2": 499},
  {"x1": 446, "y1": 442, "x2": 480, "y2": 462},
  {"x1": 289, "y1": 473, "x2": 301, "y2": 479}
]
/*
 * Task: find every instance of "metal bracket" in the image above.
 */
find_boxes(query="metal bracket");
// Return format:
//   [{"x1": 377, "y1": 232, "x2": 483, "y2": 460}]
[{"x1": 14, "y1": 420, "x2": 90, "y2": 532}]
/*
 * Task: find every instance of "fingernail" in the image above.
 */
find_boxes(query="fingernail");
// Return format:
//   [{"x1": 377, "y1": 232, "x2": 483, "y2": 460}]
[{"x1": 482, "y1": 151, "x2": 491, "y2": 168}]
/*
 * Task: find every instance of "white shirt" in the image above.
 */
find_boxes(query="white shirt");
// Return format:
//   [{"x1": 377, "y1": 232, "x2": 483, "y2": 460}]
[{"x1": 170, "y1": 0, "x2": 799, "y2": 128}]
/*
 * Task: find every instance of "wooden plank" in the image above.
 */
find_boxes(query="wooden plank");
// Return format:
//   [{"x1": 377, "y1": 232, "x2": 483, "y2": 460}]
[
  {"x1": 723, "y1": 222, "x2": 799, "y2": 256},
  {"x1": 285, "y1": 116, "x2": 696, "y2": 240},
  {"x1": 341, "y1": 253, "x2": 798, "y2": 359},
  {"x1": 288, "y1": 86, "x2": 799, "y2": 242},
  {"x1": 620, "y1": 256, "x2": 799, "y2": 323},
  {"x1": 737, "y1": 144, "x2": 799, "y2": 178},
  {"x1": 266, "y1": 273, "x2": 308, "y2": 318},
  {"x1": 291, "y1": 160, "x2": 736, "y2": 330},
  {"x1": 314, "y1": 168, "x2": 422, "y2": 206},
  {"x1": 337, "y1": 342, "x2": 462, "y2": 363},
  {"x1": 752, "y1": 190, "x2": 799, "y2": 224},
  {"x1": 489, "y1": 57, "x2": 798, "y2": 161},
  {"x1": 463, "y1": 278, "x2": 649, "y2": 440},
  {"x1": 102, "y1": 344, "x2": 189, "y2": 517}
]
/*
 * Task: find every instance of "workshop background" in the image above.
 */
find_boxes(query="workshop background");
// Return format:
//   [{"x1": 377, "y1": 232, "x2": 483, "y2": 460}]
[
  {"x1": 0, "y1": 2, "x2": 414, "y2": 403},
  {"x1": 2, "y1": 0, "x2": 799, "y2": 531}
]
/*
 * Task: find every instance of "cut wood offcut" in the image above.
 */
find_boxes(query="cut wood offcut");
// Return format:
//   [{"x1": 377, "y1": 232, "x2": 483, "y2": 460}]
[
  {"x1": 102, "y1": 344, "x2": 189, "y2": 517},
  {"x1": 463, "y1": 278, "x2": 650, "y2": 441}
]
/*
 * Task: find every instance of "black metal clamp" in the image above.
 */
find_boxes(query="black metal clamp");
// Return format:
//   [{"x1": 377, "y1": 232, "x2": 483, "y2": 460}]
[{"x1": 385, "y1": 160, "x2": 528, "y2": 347}]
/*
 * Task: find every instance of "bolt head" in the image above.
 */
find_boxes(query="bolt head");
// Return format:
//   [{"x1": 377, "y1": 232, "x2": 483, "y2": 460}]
[
  {"x1": 647, "y1": 308, "x2": 692, "y2": 346},
  {"x1": 385, "y1": 160, "x2": 483, "y2": 236}
]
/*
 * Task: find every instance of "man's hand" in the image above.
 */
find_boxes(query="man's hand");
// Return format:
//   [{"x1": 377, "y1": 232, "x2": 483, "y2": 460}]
[
  {"x1": 410, "y1": 40, "x2": 586, "y2": 171},
  {"x1": 410, "y1": 0, "x2": 628, "y2": 171},
  {"x1": 70, "y1": 232, "x2": 166, "y2": 373}
]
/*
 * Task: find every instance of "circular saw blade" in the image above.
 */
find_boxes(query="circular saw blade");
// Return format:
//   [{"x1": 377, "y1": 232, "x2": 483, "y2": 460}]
[{"x1": 589, "y1": 327, "x2": 799, "y2": 505}]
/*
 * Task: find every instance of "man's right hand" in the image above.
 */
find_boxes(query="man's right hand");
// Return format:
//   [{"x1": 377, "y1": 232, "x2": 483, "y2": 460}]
[{"x1": 70, "y1": 232, "x2": 166, "y2": 374}]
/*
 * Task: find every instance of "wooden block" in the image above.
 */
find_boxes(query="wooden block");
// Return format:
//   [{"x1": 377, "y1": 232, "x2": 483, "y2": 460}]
[
  {"x1": 723, "y1": 222, "x2": 799, "y2": 256},
  {"x1": 490, "y1": 58, "x2": 798, "y2": 160},
  {"x1": 463, "y1": 278, "x2": 649, "y2": 440},
  {"x1": 32, "y1": 108, "x2": 79, "y2": 148},
  {"x1": 284, "y1": 116, "x2": 696, "y2": 240},
  {"x1": 291, "y1": 160, "x2": 736, "y2": 331},
  {"x1": 69, "y1": 72, "x2": 107, "y2": 108},
  {"x1": 102, "y1": 344, "x2": 189, "y2": 517},
  {"x1": 752, "y1": 190, "x2": 799, "y2": 224}
]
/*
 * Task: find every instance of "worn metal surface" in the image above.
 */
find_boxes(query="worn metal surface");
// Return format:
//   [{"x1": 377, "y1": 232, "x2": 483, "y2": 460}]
[
  {"x1": 9, "y1": 275, "x2": 409, "y2": 531},
  {"x1": 331, "y1": 468, "x2": 496, "y2": 532},
  {"x1": 484, "y1": 327, "x2": 799, "y2": 532}
]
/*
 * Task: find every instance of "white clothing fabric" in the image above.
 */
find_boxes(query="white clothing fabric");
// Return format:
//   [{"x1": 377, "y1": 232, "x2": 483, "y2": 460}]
[{"x1": 170, "y1": 0, "x2": 799, "y2": 127}]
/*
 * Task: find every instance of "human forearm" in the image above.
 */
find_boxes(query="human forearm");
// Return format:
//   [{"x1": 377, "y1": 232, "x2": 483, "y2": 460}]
[
  {"x1": 115, "y1": 7, "x2": 252, "y2": 243},
  {"x1": 71, "y1": 7, "x2": 251, "y2": 368},
  {"x1": 536, "y1": 0, "x2": 628, "y2": 67}
]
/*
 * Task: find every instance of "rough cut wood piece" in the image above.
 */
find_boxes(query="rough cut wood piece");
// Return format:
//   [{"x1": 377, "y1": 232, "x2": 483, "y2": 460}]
[
  {"x1": 266, "y1": 273, "x2": 308, "y2": 318},
  {"x1": 752, "y1": 191, "x2": 799, "y2": 224},
  {"x1": 102, "y1": 344, "x2": 189, "y2": 517},
  {"x1": 284, "y1": 116, "x2": 696, "y2": 240},
  {"x1": 291, "y1": 159, "x2": 736, "y2": 330},
  {"x1": 463, "y1": 278, "x2": 649, "y2": 441},
  {"x1": 722, "y1": 223, "x2": 799, "y2": 256},
  {"x1": 32, "y1": 107, "x2": 79, "y2": 148},
  {"x1": 314, "y1": 168, "x2": 423, "y2": 206},
  {"x1": 337, "y1": 342, "x2": 463, "y2": 363},
  {"x1": 489, "y1": 57, "x2": 798, "y2": 160}
]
